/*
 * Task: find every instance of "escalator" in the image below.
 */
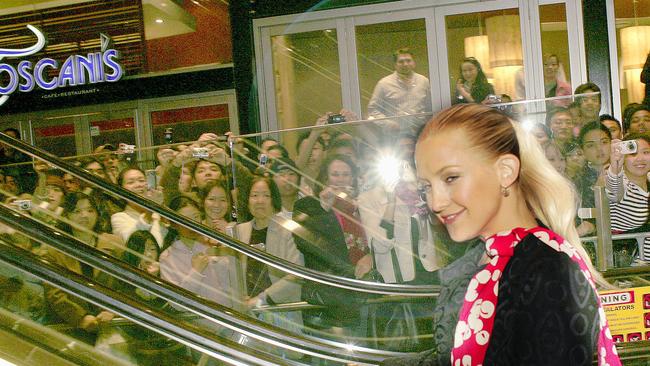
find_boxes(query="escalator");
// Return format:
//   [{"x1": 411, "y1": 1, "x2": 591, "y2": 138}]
[{"x1": 0, "y1": 97, "x2": 649, "y2": 365}]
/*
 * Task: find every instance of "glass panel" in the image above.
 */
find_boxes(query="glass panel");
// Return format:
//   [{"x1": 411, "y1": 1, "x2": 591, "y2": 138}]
[
  {"x1": 445, "y1": 9, "x2": 526, "y2": 102},
  {"x1": 613, "y1": 0, "x2": 650, "y2": 111},
  {"x1": 355, "y1": 19, "x2": 432, "y2": 133},
  {"x1": 89, "y1": 111, "x2": 137, "y2": 153},
  {"x1": 539, "y1": 3, "x2": 573, "y2": 103},
  {"x1": 33, "y1": 117, "x2": 78, "y2": 157},
  {"x1": 10, "y1": 95, "x2": 650, "y2": 362},
  {"x1": 271, "y1": 29, "x2": 342, "y2": 130},
  {"x1": 151, "y1": 104, "x2": 231, "y2": 146}
]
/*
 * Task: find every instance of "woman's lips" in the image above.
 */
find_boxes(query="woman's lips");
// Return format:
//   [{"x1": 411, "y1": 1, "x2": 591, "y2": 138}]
[{"x1": 439, "y1": 209, "x2": 465, "y2": 225}]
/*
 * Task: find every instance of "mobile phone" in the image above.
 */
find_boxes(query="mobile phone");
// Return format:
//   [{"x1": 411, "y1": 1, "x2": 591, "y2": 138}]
[
  {"x1": 617, "y1": 140, "x2": 637, "y2": 155},
  {"x1": 145, "y1": 169, "x2": 157, "y2": 190}
]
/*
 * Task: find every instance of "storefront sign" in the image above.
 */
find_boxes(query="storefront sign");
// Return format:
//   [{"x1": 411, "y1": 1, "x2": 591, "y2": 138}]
[
  {"x1": 600, "y1": 286, "x2": 650, "y2": 342},
  {"x1": 0, "y1": 25, "x2": 123, "y2": 107}
]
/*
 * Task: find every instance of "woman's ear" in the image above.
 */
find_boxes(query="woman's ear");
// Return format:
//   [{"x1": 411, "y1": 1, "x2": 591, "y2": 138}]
[{"x1": 495, "y1": 154, "x2": 520, "y2": 188}]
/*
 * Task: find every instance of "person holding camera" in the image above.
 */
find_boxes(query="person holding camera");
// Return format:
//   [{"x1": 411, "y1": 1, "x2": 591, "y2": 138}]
[
  {"x1": 454, "y1": 57, "x2": 495, "y2": 105},
  {"x1": 606, "y1": 134, "x2": 650, "y2": 265}
]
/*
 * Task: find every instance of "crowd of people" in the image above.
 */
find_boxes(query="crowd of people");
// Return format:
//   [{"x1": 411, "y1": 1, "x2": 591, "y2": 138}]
[{"x1": 0, "y1": 47, "x2": 644, "y2": 365}]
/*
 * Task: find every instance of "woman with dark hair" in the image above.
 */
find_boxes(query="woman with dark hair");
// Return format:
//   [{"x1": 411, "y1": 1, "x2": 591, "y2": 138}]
[
  {"x1": 606, "y1": 133, "x2": 650, "y2": 265},
  {"x1": 120, "y1": 230, "x2": 191, "y2": 366},
  {"x1": 199, "y1": 181, "x2": 235, "y2": 236},
  {"x1": 543, "y1": 54, "x2": 571, "y2": 106},
  {"x1": 232, "y1": 175, "x2": 304, "y2": 359},
  {"x1": 233, "y1": 176, "x2": 287, "y2": 301},
  {"x1": 159, "y1": 196, "x2": 235, "y2": 307},
  {"x1": 292, "y1": 154, "x2": 374, "y2": 333},
  {"x1": 454, "y1": 57, "x2": 495, "y2": 104},
  {"x1": 112, "y1": 166, "x2": 167, "y2": 248},
  {"x1": 44, "y1": 192, "x2": 123, "y2": 344}
]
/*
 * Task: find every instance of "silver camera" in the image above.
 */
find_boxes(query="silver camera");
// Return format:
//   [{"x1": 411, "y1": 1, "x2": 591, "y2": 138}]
[
  {"x1": 12, "y1": 199, "x2": 31, "y2": 211},
  {"x1": 118, "y1": 144, "x2": 136, "y2": 154},
  {"x1": 617, "y1": 140, "x2": 637, "y2": 155},
  {"x1": 192, "y1": 147, "x2": 210, "y2": 158}
]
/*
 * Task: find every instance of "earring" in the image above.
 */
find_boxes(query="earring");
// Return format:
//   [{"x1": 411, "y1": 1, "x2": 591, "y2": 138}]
[{"x1": 501, "y1": 186, "x2": 510, "y2": 197}]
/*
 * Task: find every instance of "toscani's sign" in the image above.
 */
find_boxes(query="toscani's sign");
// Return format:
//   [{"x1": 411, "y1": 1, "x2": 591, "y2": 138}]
[{"x1": 0, "y1": 25, "x2": 123, "y2": 107}]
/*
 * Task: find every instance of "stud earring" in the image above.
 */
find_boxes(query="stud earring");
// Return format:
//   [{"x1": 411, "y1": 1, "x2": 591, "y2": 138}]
[{"x1": 501, "y1": 186, "x2": 510, "y2": 197}]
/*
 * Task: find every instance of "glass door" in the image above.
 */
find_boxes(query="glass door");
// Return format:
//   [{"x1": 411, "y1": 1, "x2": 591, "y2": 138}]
[{"x1": 258, "y1": 19, "x2": 343, "y2": 132}]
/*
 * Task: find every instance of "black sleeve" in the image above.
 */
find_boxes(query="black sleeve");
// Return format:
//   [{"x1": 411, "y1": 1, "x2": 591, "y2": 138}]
[
  {"x1": 641, "y1": 53, "x2": 650, "y2": 83},
  {"x1": 484, "y1": 239, "x2": 600, "y2": 366}
]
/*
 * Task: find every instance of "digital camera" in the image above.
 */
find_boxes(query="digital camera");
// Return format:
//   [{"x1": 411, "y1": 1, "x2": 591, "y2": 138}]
[
  {"x1": 192, "y1": 147, "x2": 210, "y2": 158},
  {"x1": 12, "y1": 199, "x2": 31, "y2": 210},
  {"x1": 328, "y1": 114, "x2": 346, "y2": 124},
  {"x1": 617, "y1": 140, "x2": 637, "y2": 155}
]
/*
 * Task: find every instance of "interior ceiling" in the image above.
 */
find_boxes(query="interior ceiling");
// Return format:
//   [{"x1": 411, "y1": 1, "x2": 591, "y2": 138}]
[{"x1": 0, "y1": 0, "x2": 200, "y2": 40}]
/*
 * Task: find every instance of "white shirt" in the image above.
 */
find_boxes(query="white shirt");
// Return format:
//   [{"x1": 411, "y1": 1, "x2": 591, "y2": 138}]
[
  {"x1": 367, "y1": 71, "x2": 432, "y2": 133},
  {"x1": 111, "y1": 210, "x2": 167, "y2": 248},
  {"x1": 159, "y1": 239, "x2": 237, "y2": 307}
]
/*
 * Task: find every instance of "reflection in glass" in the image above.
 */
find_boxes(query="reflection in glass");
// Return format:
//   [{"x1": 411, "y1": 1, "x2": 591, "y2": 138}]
[
  {"x1": 445, "y1": 9, "x2": 525, "y2": 102},
  {"x1": 540, "y1": 4, "x2": 572, "y2": 106},
  {"x1": 356, "y1": 19, "x2": 431, "y2": 134},
  {"x1": 614, "y1": 0, "x2": 650, "y2": 108},
  {"x1": 271, "y1": 30, "x2": 342, "y2": 130}
]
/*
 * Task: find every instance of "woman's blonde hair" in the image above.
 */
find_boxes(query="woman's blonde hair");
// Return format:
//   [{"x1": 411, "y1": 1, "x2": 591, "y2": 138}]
[{"x1": 418, "y1": 103, "x2": 609, "y2": 288}]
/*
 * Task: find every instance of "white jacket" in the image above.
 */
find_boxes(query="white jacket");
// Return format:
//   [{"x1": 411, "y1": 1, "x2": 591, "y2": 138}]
[
  {"x1": 358, "y1": 186, "x2": 439, "y2": 283},
  {"x1": 232, "y1": 214, "x2": 304, "y2": 304}
]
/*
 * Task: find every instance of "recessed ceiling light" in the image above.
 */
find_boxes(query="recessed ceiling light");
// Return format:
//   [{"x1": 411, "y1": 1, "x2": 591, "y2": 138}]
[
  {"x1": 155, "y1": 19, "x2": 164, "y2": 24},
  {"x1": 160, "y1": 2, "x2": 167, "y2": 6}
]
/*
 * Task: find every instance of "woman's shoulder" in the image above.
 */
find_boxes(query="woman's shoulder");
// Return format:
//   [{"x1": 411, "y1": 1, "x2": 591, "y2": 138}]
[{"x1": 511, "y1": 231, "x2": 588, "y2": 276}]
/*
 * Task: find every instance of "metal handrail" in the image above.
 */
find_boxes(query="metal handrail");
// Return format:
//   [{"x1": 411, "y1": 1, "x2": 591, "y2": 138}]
[
  {"x1": 0, "y1": 132, "x2": 437, "y2": 297},
  {"x1": 0, "y1": 242, "x2": 293, "y2": 366},
  {"x1": 0, "y1": 204, "x2": 401, "y2": 364}
]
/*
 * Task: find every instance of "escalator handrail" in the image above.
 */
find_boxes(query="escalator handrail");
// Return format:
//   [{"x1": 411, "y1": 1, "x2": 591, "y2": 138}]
[
  {"x1": 0, "y1": 132, "x2": 438, "y2": 297},
  {"x1": 0, "y1": 204, "x2": 405, "y2": 364},
  {"x1": 0, "y1": 242, "x2": 297, "y2": 366}
]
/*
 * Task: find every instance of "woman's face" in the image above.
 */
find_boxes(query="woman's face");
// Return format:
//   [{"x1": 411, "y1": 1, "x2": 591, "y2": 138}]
[
  {"x1": 327, "y1": 160, "x2": 353, "y2": 189},
  {"x1": 629, "y1": 110, "x2": 650, "y2": 134},
  {"x1": 566, "y1": 148, "x2": 586, "y2": 172},
  {"x1": 177, "y1": 204, "x2": 202, "y2": 240},
  {"x1": 624, "y1": 139, "x2": 650, "y2": 178},
  {"x1": 121, "y1": 169, "x2": 146, "y2": 195},
  {"x1": 461, "y1": 62, "x2": 478, "y2": 83},
  {"x1": 582, "y1": 129, "x2": 611, "y2": 167},
  {"x1": 415, "y1": 128, "x2": 506, "y2": 242},
  {"x1": 68, "y1": 198, "x2": 98, "y2": 231},
  {"x1": 545, "y1": 145, "x2": 566, "y2": 175},
  {"x1": 543, "y1": 56, "x2": 559, "y2": 80},
  {"x1": 204, "y1": 186, "x2": 229, "y2": 221},
  {"x1": 248, "y1": 180, "x2": 274, "y2": 220}
]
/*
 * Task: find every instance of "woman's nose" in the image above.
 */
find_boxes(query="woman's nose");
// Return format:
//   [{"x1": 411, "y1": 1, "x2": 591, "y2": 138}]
[{"x1": 428, "y1": 185, "x2": 449, "y2": 213}]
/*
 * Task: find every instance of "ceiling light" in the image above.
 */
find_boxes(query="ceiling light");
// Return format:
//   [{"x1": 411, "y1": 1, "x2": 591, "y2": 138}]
[{"x1": 155, "y1": 18, "x2": 164, "y2": 23}]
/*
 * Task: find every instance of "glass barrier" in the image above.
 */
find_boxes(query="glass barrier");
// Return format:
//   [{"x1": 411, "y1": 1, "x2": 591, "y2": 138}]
[{"x1": 1, "y1": 93, "x2": 650, "y2": 364}]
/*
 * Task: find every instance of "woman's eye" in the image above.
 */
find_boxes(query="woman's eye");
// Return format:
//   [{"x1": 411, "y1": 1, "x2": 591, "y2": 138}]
[{"x1": 445, "y1": 176, "x2": 459, "y2": 184}]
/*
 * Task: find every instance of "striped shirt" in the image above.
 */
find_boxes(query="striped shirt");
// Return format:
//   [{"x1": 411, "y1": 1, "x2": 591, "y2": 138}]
[
  {"x1": 605, "y1": 170, "x2": 649, "y2": 231},
  {"x1": 605, "y1": 169, "x2": 650, "y2": 260}
]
